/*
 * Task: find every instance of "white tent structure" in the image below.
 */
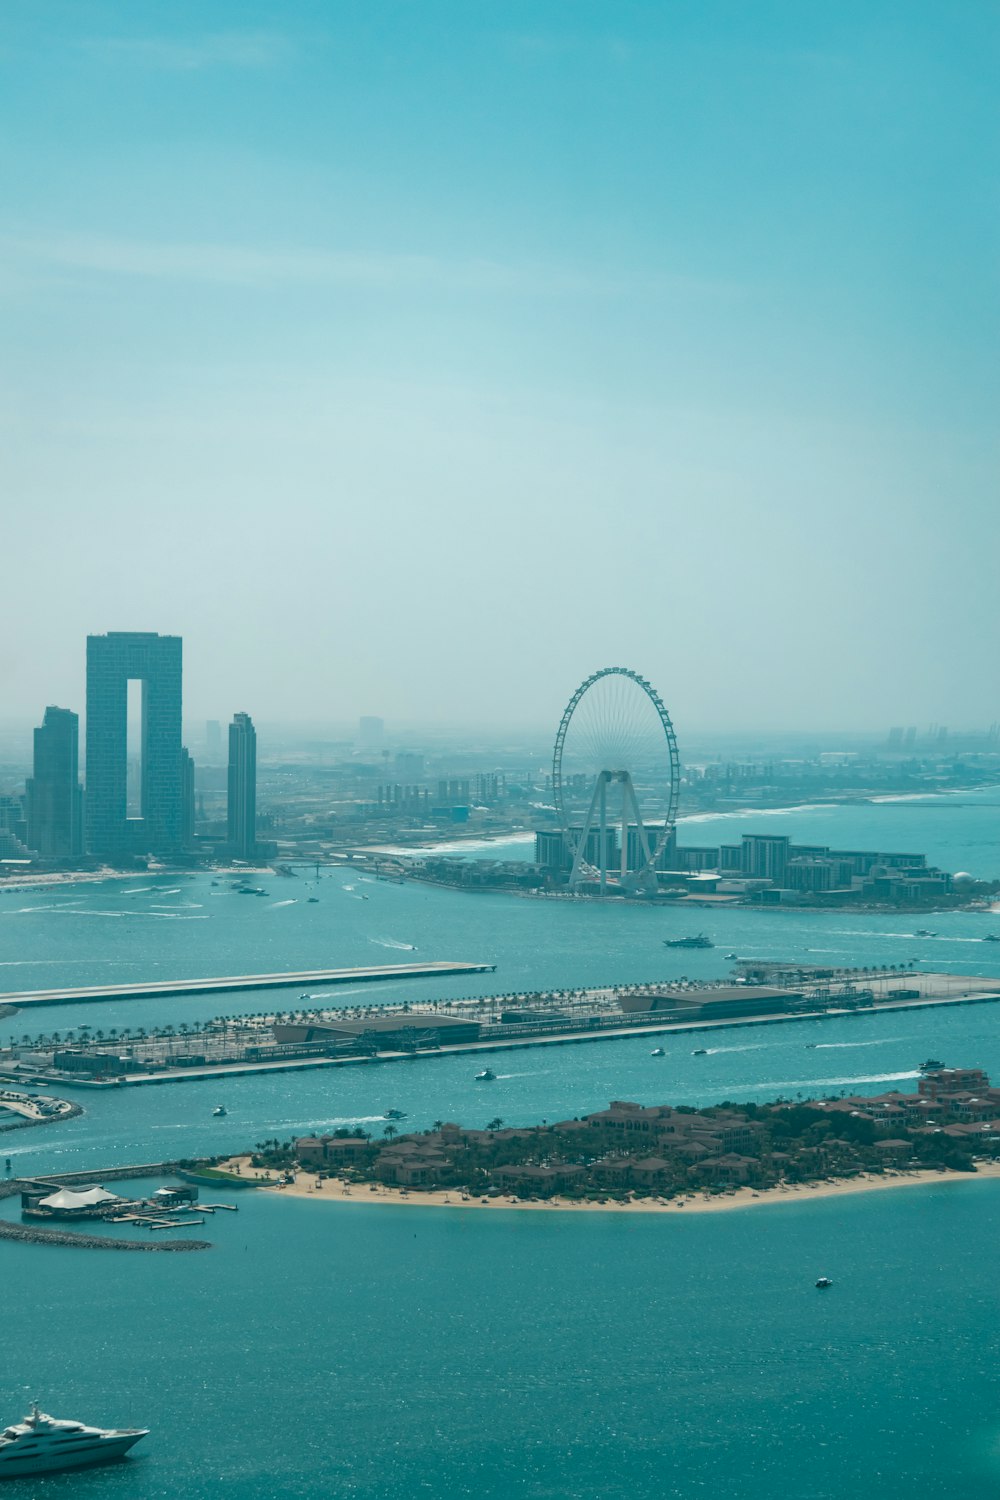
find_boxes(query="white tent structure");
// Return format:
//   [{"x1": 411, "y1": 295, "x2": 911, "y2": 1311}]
[{"x1": 37, "y1": 1186, "x2": 120, "y2": 1213}]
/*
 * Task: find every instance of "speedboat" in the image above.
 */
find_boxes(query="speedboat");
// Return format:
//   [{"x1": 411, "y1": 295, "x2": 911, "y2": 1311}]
[
  {"x1": 0, "y1": 1404, "x2": 147, "y2": 1477},
  {"x1": 914, "y1": 929, "x2": 935, "y2": 938},
  {"x1": 724, "y1": 952, "x2": 738, "y2": 961},
  {"x1": 212, "y1": 1106, "x2": 227, "y2": 1117},
  {"x1": 475, "y1": 1068, "x2": 497, "y2": 1082},
  {"x1": 982, "y1": 933, "x2": 1000, "y2": 943},
  {"x1": 307, "y1": 897, "x2": 319, "y2": 904},
  {"x1": 815, "y1": 1277, "x2": 833, "y2": 1289},
  {"x1": 384, "y1": 1109, "x2": 407, "y2": 1120},
  {"x1": 919, "y1": 1058, "x2": 944, "y2": 1072},
  {"x1": 650, "y1": 1047, "x2": 666, "y2": 1057},
  {"x1": 692, "y1": 1048, "x2": 708, "y2": 1056}
]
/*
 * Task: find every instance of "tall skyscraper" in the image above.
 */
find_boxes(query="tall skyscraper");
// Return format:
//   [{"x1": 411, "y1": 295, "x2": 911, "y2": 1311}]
[
  {"x1": 180, "y1": 747, "x2": 196, "y2": 849},
  {"x1": 205, "y1": 719, "x2": 223, "y2": 763},
  {"x1": 359, "y1": 716, "x2": 384, "y2": 748},
  {"x1": 227, "y1": 712, "x2": 257, "y2": 858},
  {"x1": 26, "y1": 706, "x2": 83, "y2": 859},
  {"x1": 85, "y1": 632, "x2": 184, "y2": 857}
]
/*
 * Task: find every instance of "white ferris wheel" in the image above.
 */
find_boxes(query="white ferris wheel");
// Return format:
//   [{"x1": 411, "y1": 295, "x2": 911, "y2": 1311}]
[{"x1": 552, "y1": 667, "x2": 680, "y2": 893}]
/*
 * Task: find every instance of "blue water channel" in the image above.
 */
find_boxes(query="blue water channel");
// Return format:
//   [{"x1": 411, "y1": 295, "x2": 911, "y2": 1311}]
[{"x1": 1, "y1": 789, "x2": 999, "y2": 1496}]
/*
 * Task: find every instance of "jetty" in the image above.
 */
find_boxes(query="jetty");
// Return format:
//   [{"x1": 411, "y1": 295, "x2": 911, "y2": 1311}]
[{"x1": 0, "y1": 960, "x2": 496, "y2": 1010}]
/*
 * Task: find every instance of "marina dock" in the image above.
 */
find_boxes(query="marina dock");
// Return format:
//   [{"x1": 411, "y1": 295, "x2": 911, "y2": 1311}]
[{"x1": 0, "y1": 960, "x2": 497, "y2": 1010}]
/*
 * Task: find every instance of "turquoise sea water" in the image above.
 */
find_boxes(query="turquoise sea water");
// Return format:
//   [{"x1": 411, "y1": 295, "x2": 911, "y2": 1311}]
[{"x1": 2, "y1": 790, "x2": 1000, "y2": 1496}]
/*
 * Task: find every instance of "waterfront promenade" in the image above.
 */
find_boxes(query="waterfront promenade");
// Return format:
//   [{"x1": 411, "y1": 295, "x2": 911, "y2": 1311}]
[
  {"x1": 11, "y1": 974, "x2": 1000, "y2": 1089},
  {"x1": 1, "y1": 960, "x2": 497, "y2": 1010}
]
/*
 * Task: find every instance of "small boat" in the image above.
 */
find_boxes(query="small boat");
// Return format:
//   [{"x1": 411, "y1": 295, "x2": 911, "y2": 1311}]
[
  {"x1": 914, "y1": 929, "x2": 936, "y2": 938},
  {"x1": 804, "y1": 1043, "x2": 817, "y2": 1049},
  {"x1": 982, "y1": 933, "x2": 1000, "y2": 943},
  {"x1": 919, "y1": 1058, "x2": 944, "y2": 1072},
  {"x1": 475, "y1": 1068, "x2": 497, "y2": 1082},
  {"x1": 0, "y1": 1404, "x2": 148, "y2": 1477},
  {"x1": 650, "y1": 1047, "x2": 666, "y2": 1057},
  {"x1": 692, "y1": 1048, "x2": 708, "y2": 1056},
  {"x1": 664, "y1": 934, "x2": 713, "y2": 949},
  {"x1": 724, "y1": 952, "x2": 738, "y2": 961},
  {"x1": 815, "y1": 1277, "x2": 833, "y2": 1289},
  {"x1": 384, "y1": 1109, "x2": 407, "y2": 1120},
  {"x1": 212, "y1": 1106, "x2": 227, "y2": 1117},
  {"x1": 307, "y1": 897, "x2": 319, "y2": 904}
]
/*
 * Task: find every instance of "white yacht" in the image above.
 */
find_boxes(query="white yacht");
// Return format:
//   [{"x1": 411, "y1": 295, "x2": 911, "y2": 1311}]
[{"x1": 0, "y1": 1403, "x2": 148, "y2": 1477}]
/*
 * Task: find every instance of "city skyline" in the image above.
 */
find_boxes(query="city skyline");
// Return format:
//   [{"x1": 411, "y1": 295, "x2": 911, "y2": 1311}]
[
  {"x1": 3, "y1": 629, "x2": 999, "y2": 754},
  {"x1": 2, "y1": 2, "x2": 997, "y2": 732}
]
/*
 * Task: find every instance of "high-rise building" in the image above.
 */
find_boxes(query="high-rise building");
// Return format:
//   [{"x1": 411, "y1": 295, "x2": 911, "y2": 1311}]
[
  {"x1": 359, "y1": 716, "x2": 384, "y2": 748},
  {"x1": 205, "y1": 720, "x2": 223, "y2": 763},
  {"x1": 740, "y1": 834, "x2": 790, "y2": 884},
  {"x1": 227, "y1": 712, "x2": 257, "y2": 858},
  {"x1": 180, "y1": 747, "x2": 196, "y2": 849},
  {"x1": 85, "y1": 632, "x2": 184, "y2": 858},
  {"x1": 26, "y1": 706, "x2": 83, "y2": 859}
]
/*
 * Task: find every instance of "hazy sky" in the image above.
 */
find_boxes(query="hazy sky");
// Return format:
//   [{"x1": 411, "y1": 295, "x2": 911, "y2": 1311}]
[{"x1": 2, "y1": 1, "x2": 997, "y2": 734}]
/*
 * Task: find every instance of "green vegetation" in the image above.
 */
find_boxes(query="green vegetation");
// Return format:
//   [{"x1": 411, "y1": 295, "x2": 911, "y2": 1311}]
[{"x1": 255, "y1": 1073, "x2": 1000, "y2": 1202}]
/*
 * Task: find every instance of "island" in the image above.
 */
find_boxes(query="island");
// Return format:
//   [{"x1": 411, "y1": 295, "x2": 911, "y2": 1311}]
[{"x1": 226, "y1": 1065, "x2": 1000, "y2": 1211}]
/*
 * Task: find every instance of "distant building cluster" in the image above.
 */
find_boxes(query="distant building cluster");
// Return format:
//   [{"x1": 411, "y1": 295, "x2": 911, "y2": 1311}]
[
  {"x1": 2, "y1": 631, "x2": 265, "y2": 869},
  {"x1": 533, "y1": 827, "x2": 955, "y2": 905}
]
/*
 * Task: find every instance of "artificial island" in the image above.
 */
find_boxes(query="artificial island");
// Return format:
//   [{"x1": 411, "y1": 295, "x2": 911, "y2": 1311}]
[{"x1": 225, "y1": 1063, "x2": 1000, "y2": 1210}]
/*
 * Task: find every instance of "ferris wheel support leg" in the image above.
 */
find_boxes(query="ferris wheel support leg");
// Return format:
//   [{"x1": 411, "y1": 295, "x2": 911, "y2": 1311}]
[
  {"x1": 599, "y1": 774, "x2": 607, "y2": 897},
  {"x1": 567, "y1": 771, "x2": 610, "y2": 891},
  {"x1": 620, "y1": 773, "x2": 654, "y2": 874}
]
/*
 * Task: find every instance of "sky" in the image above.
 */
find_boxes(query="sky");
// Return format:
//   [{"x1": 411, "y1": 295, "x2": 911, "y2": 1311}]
[{"x1": 2, "y1": 1, "x2": 998, "y2": 736}]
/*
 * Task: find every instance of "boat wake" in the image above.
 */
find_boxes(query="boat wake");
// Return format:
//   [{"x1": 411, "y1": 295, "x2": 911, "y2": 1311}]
[
  {"x1": 701, "y1": 1043, "x2": 774, "y2": 1055},
  {"x1": 268, "y1": 899, "x2": 297, "y2": 908},
  {"x1": 145, "y1": 912, "x2": 209, "y2": 920},
  {"x1": 814, "y1": 1039, "x2": 900, "y2": 1050},
  {"x1": 369, "y1": 937, "x2": 417, "y2": 951},
  {"x1": 740, "y1": 1069, "x2": 921, "y2": 1093}
]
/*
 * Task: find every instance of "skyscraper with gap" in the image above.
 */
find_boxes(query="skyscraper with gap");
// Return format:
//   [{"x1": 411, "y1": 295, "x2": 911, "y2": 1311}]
[{"x1": 85, "y1": 632, "x2": 184, "y2": 858}]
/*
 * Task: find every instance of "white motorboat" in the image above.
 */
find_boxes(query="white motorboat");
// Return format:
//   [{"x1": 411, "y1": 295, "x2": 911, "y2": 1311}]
[
  {"x1": 212, "y1": 1106, "x2": 227, "y2": 1117},
  {"x1": 475, "y1": 1068, "x2": 496, "y2": 1082},
  {"x1": 0, "y1": 1404, "x2": 147, "y2": 1477},
  {"x1": 650, "y1": 1047, "x2": 666, "y2": 1057}
]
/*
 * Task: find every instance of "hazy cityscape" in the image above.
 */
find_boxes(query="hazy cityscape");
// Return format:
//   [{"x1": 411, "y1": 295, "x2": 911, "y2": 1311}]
[{"x1": 2, "y1": 2, "x2": 999, "y2": 1498}]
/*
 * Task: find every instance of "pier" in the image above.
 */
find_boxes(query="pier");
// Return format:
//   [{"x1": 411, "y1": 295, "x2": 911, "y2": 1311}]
[{"x1": 0, "y1": 960, "x2": 497, "y2": 1010}]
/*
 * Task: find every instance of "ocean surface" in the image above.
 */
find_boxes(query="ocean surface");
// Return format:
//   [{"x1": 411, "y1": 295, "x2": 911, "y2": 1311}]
[{"x1": 2, "y1": 789, "x2": 1000, "y2": 1497}]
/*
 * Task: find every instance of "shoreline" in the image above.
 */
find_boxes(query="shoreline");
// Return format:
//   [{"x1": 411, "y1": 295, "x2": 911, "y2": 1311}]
[
  {"x1": 0, "y1": 864, "x2": 275, "y2": 892},
  {"x1": 222, "y1": 1156, "x2": 1000, "y2": 1216}
]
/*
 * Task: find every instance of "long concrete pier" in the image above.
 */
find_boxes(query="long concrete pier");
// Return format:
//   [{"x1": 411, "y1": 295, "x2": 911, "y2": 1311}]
[{"x1": 0, "y1": 961, "x2": 496, "y2": 1010}]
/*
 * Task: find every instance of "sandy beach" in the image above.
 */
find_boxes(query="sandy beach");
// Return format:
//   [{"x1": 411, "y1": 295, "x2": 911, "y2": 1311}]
[{"x1": 219, "y1": 1155, "x2": 1000, "y2": 1215}]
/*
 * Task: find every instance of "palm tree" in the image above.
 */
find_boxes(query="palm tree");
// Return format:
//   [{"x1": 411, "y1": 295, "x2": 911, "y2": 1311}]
[
  {"x1": 486, "y1": 1117, "x2": 504, "y2": 1132},
  {"x1": 383, "y1": 1124, "x2": 397, "y2": 1140}
]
